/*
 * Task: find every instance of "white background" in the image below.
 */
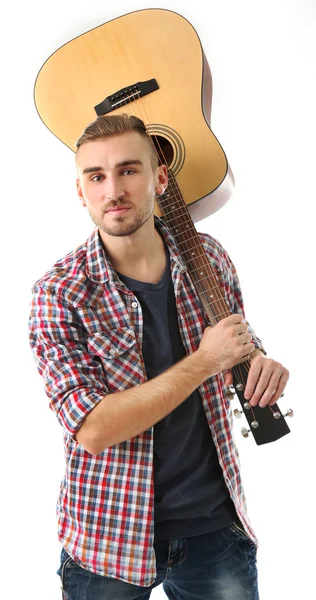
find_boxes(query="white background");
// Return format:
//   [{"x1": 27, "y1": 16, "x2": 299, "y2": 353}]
[{"x1": 1, "y1": 0, "x2": 315, "y2": 598}]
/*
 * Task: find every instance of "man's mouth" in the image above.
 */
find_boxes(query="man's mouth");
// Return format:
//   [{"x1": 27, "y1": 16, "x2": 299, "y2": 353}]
[{"x1": 105, "y1": 206, "x2": 130, "y2": 213}]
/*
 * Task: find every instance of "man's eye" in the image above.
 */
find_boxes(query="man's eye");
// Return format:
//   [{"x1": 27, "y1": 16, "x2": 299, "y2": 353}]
[
  {"x1": 91, "y1": 174, "x2": 103, "y2": 182},
  {"x1": 122, "y1": 169, "x2": 135, "y2": 175}
]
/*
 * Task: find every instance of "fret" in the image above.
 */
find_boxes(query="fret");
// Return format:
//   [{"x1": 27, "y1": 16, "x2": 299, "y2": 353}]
[
  {"x1": 192, "y1": 285, "x2": 228, "y2": 308},
  {"x1": 191, "y1": 288, "x2": 224, "y2": 300},
  {"x1": 159, "y1": 194, "x2": 186, "y2": 206},
  {"x1": 160, "y1": 206, "x2": 193, "y2": 220},
  {"x1": 186, "y1": 262, "x2": 216, "y2": 274},
  {"x1": 178, "y1": 246, "x2": 207, "y2": 260},
  {"x1": 176, "y1": 243, "x2": 205, "y2": 258},
  {"x1": 188, "y1": 264, "x2": 212, "y2": 276},
  {"x1": 193, "y1": 284, "x2": 224, "y2": 296},
  {"x1": 159, "y1": 198, "x2": 184, "y2": 209},
  {"x1": 184, "y1": 256, "x2": 209, "y2": 267},
  {"x1": 203, "y1": 308, "x2": 230, "y2": 318},
  {"x1": 189, "y1": 272, "x2": 223, "y2": 286},
  {"x1": 173, "y1": 233, "x2": 201, "y2": 244},
  {"x1": 165, "y1": 218, "x2": 195, "y2": 230},
  {"x1": 190, "y1": 281, "x2": 225, "y2": 302},
  {"x1": 160, "y1": 198, "x2": 193, "y2": 212},
  {"x1": 162, "y1": 209, "x2": 192, "y2": 220},
  {"x1": 198, "y1": 296, "x2": 228, "y2": 310},
  {"x1": 169, "y1": 227, "x2": 197, "y2": 239}
]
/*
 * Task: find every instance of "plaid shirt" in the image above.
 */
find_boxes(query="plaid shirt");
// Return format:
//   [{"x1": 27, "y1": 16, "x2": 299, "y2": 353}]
[{"x1": 29, "y1": 216, "x2": 265, "y2": 586}]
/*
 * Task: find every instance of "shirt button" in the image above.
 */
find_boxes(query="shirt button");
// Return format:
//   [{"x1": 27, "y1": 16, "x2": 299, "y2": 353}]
[
  {"x1": 131, "y1": 301, "x2": 138, "y2": 308},
  {"x1": 109, "y1": 348, "x2": 116, "y2": 356}
]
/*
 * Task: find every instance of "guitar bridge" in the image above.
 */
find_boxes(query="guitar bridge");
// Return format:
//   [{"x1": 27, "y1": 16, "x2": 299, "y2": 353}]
[{"x1": 94, "y1": 79, "x2": 159, "y2": 116}]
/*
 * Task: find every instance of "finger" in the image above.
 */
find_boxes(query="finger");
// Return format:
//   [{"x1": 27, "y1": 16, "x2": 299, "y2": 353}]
[
  {"x1": 251, "y1": 362, "x2": 288, "y2": 407},
  {"x1": 224, "y1": 370, "x2": 233, "y2": 386},
  {"x1": 248, "y1": 365, "x2": 275, "y2": 406},
  {"x1": 227, "y1": 313, "x2": 243, "y2": 325},
  {"x1": 236, "y1": 322, "x2": 249, "y2": 335},
  {"x1": 244, "y1": 359, "x2": 264, "y2": 399},
  {"x1": 241, "y1": 342, "x2": 255, "y2": 358},
  {"x1": 238, "y1": 331, "x2": 252, "y2": 345},
  {"x1": 255, "y1": 369, "x2": 284, "y2": 407},
  {"x1": 268, "y1": 371, "x2": 290, "y2": 406}
]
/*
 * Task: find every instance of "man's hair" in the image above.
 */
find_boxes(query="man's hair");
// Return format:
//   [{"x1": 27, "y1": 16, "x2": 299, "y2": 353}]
[{"x1": 75, "y1": 114, "x2": 159, "y2": 170}]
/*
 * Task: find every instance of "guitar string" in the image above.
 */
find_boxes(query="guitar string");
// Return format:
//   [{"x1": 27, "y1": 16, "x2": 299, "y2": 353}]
[{"x1": 113, "y1": 91, "x2": 277, "y2": 421}]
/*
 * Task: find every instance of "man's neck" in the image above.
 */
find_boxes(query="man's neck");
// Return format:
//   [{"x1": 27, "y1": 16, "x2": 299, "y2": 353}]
[{"x1": 99, "y1": 220, "x2": 166, "y2": 283}]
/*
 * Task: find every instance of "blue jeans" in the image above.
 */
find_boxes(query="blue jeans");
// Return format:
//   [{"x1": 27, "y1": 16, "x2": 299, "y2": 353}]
[{"x1": 57, "y1": 522, "x2": 259, "y2": 599}]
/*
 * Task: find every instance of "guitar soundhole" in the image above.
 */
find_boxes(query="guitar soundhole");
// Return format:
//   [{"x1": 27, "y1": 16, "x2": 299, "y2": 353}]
[
  {"x1": 151, "y1": 135, "x2": 174, "y2": 167},
  {"x1": 146, "y1": 124, "x2": 185, "y2": 175}
]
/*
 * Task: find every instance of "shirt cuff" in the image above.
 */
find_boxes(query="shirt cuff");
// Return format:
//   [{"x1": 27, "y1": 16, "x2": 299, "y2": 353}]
[{"x1": 56, "y1": 388, "x2": 106, "y2": 438}]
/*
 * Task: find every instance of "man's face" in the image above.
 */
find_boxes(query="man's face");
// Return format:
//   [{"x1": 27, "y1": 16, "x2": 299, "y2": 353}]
[{"x1": 76, "y1": 132, "x2": 167, "y2": 237}]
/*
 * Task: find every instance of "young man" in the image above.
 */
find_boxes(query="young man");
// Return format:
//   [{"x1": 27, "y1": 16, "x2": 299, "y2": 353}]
[{"x1": 29, "y1": 114, "x2": 289, "y2": 600}]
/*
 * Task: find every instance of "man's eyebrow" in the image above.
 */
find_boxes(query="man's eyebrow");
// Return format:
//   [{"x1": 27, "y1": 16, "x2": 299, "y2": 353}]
[
  {"x1": 82, "y1": 159, "x2": 143, "y2": 175},
  {"x1": 115, "y1": 159, "x2": 143, "y2": 168},
  {"x1": 82, "y1": 166, "x2": 104, "y2": 175}
]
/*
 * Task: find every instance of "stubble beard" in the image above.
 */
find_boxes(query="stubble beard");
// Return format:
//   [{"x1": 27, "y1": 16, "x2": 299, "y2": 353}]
[{"x1": 88, "y1": 193, "x2": 156, "y2": 237}]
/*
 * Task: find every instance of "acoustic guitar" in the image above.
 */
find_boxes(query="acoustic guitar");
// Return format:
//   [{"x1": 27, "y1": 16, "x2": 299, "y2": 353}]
[
  {"x1": 34, "y1": 7, "x2": 233, "y2": 222},
  {"x1": 34, "y1": 8, "x2": 292, "y2": 444}
]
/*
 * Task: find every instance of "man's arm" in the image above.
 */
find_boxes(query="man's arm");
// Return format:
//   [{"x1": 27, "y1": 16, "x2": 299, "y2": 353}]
[
  {"x1": 75, "y1": 350, "x2": 213, "y2": 454},
  {"x1": 75, "y1": 313, "x2": 256, "y2": 454},
  {"x1": 29, "y1": 283, "x2": 254, "y2": 455}
]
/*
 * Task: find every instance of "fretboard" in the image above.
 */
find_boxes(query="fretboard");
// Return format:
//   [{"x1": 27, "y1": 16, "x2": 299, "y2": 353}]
[{"x1": 157, "y1": 169, "x2": 230, "y2": 326}]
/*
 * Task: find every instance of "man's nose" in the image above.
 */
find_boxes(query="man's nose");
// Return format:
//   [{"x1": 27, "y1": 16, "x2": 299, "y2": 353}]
[{"x1": 105, "y1": 177, "x2": 124, "y2": 200}]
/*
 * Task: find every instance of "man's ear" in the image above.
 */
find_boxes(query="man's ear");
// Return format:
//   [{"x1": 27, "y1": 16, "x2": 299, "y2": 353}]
[
  {"x1": 155, "y1": 164, "x2": 168, "y2": 196},
  {"x1": 76, "y1": 179, "x2": 86, "y2": 207}
]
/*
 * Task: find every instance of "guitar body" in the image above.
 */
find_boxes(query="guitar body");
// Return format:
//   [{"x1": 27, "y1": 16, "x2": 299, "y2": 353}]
[{"x1": 34, "y1": 8, "x2": 234, "y2": 222}]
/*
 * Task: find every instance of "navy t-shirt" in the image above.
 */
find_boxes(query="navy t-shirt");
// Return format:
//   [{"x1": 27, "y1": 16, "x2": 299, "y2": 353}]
[{"x1": 117, "y1": 245, "x2": 237, "y2": 540}]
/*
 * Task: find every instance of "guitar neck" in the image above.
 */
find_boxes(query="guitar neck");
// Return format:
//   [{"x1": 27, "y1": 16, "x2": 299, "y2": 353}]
[
  {"x1": 157, "y1": 169, "x2": 230, "y2": 327},
  {"x1": 156, "y1": 168, "x2": 291, "y2": 446}
]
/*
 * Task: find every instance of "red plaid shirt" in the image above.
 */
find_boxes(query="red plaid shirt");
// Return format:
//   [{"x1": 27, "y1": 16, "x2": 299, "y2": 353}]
[{"x1": 29, "y1": 217, "x2": 265, "y2": 586}]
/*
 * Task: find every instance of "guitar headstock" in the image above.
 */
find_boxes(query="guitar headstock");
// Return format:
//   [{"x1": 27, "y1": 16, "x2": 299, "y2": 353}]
[{"x1": 230, "y1": 362, "x2": 293, "y2": 445}]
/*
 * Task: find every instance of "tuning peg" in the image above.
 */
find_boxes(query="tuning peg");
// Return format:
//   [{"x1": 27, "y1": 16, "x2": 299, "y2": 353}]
[
  {"x1": 241, "y1": 420, "x2": 259, "y2": 438},
  {"x1": 274, "y1": 408, "x2": 294, "y2": 419},
  {"x1": 284, "y1": 408, "x2": 294, "y2": 418},
  {"x1": 233, "y1": 409, "x2": 243, "y2": 419},
  {"x1": 226, "y1": 385, "x2": 235, "y2": 400},
  {"x1": 272, "y1": 411, "x2": 281, "y2": 419}
]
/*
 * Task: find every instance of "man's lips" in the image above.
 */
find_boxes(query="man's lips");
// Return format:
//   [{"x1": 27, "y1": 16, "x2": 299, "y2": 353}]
[{"x1": 105, "y1": 206, "x2": 131, "y2": 213}]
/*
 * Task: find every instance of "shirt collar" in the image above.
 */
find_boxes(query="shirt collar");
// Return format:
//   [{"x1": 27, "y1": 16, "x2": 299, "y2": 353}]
[{"x1": 86, "y1": 216, "x2": 187, "y2": 284}]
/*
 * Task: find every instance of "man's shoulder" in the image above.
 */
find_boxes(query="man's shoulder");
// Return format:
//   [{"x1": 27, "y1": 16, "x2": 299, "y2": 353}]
[
  {"x1": 32, "y1": 239, "x2": 88, "y2": 286},
  {"x1": 31, "y1": 236, "x2": 96, "y2": 305}
]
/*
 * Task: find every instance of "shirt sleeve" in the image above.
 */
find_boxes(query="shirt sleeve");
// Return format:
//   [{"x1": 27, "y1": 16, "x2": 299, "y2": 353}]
[{"x1": 28, "y1": 282, "x2": 108, "y2": 438}]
